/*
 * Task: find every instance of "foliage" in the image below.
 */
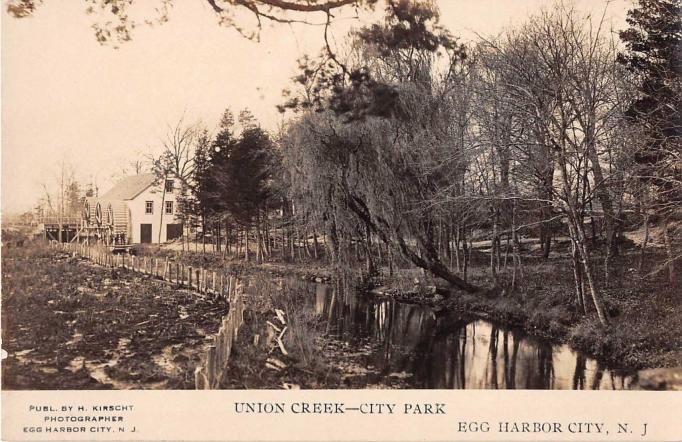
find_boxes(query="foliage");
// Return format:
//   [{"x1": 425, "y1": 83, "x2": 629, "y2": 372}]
[
  {"x1": 618, "y1": 0, "x2": 682, "y2": 216},
  {"x1": 6, "y1": 0, "x2": 377, "y2": 46}
]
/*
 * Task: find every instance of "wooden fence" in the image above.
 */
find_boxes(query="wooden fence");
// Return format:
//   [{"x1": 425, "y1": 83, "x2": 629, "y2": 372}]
[
  {"x1": 194, "y1": 292, "x2": 246, "y2": 389},
  {"x1": 51, "y1": 241, "x2": 239, "y2": 302},
  {"x1": 50, "y1": 241, "x2": 248, "y2": 389}
]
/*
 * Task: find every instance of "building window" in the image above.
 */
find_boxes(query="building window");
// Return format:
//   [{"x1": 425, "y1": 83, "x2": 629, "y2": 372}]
[
  {"x1": 165, "y1": 201, "x2": 173, "y2": 215},
  {"x1": 165, "y1": 179, "x2": 174, "y2": 193},
  {"x1": 145, "y1": 201, "x2": 153, "y2": 214}
]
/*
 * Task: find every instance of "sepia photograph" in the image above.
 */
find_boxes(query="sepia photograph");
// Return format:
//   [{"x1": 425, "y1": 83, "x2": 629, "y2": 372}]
[{"x1": 1, "y1": 0, "x2": 681, "y2": 403}]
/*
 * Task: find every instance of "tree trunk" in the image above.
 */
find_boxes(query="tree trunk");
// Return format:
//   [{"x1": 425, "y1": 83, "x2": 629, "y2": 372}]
[
  {"x1": 365, "y1": 221, "x2": 376, "y2": 275},
  {"x1": 216, "y1": 221, "x2": 221, "y2": 253},
  {"x1": 454, "y1": 225, "x2": 461, "y2": 272},
  {"x1": 559, "y1": 153, "x2": 609, "y2": 326},
  {"x1": 158, "y1": 174, "x2": 168, "y2": 244},
  {"x1": 490, "y1": 208, "x2": 498, "y2": 285},
  {"x1": 585, "y1": 122, "x2": 618, "y2": 258},
  {"x1": 255, "y1": 224, "x2": 262, "y2": 264},
  {"x1": 312, "y1": 232, "x2": 319, "y2": 260},
  {"x1": 510, "y1": 200, "x2": 523, "y2": 292},
  {"x1": 663, "y1": 218, "x2": 675, "y2": 285},
  {"x1": 639, "y1": 213, "x2": 649, "y2": 274},
  {"x1": 539, "y1": 155, "x2": 555, "y2": 260},
  {"x1": 571, "y1": 237, "x2": 586, "y2": 315},
  {"x1": 243, "y1": 227, "x2": 250, "y2": 262}
]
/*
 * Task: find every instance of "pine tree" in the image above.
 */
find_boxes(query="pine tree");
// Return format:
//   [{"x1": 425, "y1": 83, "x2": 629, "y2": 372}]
[
  {"x1": 618, "y1": 0, "x2": 681, "y2": 283},
  {"x1": 618, "y1": 0, "x2": 682, "y2": 213}
]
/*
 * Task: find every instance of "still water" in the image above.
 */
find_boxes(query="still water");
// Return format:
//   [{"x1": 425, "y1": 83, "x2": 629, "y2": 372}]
[{"x1": 295, "y1": 280, "x2": 636, "y2": 390}]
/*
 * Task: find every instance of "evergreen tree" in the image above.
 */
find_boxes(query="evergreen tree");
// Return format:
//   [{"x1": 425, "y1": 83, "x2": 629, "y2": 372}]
[{"x1": 618, "y1": 0, "x2": 682, "y2": 214}]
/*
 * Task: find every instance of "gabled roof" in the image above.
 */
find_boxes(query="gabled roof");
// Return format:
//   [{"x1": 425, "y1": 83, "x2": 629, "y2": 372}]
[{"x1": 100, "y1": 173, "x2": 157, "y2": 201}]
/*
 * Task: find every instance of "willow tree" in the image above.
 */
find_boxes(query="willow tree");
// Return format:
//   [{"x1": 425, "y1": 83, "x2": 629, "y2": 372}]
[{"x1": 281, "y1": 1, "x2": 480, "y2": 293}]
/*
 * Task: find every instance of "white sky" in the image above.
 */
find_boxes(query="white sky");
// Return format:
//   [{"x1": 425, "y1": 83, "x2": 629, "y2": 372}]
[{"x1": 1, "y1": 0, "x2": 630, "y2": 214}]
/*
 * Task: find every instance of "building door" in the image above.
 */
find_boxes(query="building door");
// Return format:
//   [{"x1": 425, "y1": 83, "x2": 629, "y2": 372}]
[
  {"x1": 166, "y1": 224, "x2": 183, "y2": 241},
  {"x1": 140, "y1": 224, "x2": 152, "y2": 244}
]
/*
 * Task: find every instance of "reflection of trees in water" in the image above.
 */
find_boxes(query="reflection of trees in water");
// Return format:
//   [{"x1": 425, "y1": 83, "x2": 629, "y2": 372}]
[
  {"x1": 591, "y1": 362, "x2": 605, "y2": 390},
  {"x1": 460, "y1": 327, "x2": 467, "y2": 389},
  {"x1": 537, "y1": 345, "x2": 555, "y2": 389},
  {"x1": 305, "y1": 281, "x2": 632, "y2": 390},
  {"x1": 502, "y1": 331, "x2": 519, "y2": 389},
  {"x1": 488, "y1": 325, "x2": 499, "y2": 389},
  {"x1": 573, "y1": 354, "x2": 587, "y2": 390}
]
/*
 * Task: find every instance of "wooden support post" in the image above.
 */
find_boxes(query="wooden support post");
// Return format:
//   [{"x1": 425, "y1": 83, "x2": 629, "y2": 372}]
[
  {"x1": 188, "y1": 267, "x2": 193, "y2": 288},
  {"x1": 154, "y1": 258, "x2": 158, "y2": 277},
  {"x1": 195, "y1": 269, "x2": 200, "y2": 291},
  {"x1": 164, "y1": 258, "x2": 169, "y2": 280},
  {"x1": 175, "y1": 263, "x2": 180, "y2": 284},
  {"x1": 212, "y1": 271, "x2": 216, "y2": 294}
]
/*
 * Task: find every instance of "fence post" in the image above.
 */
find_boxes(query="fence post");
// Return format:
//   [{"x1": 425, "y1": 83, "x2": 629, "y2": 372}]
[
  {"x1": 188, "y1": 267, "x2": 193, "y2": 288},
  {"x1": 212, "y1": 271, "x2": 216, "y2": 294},
  {"x1": 195, "y1": 269, "x2": 200, "y2": 291}
]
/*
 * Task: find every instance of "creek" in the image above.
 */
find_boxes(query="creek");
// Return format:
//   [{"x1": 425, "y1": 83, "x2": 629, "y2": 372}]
[{"x1": 290, "y1": 279, "x2": 637, "y2": 390}]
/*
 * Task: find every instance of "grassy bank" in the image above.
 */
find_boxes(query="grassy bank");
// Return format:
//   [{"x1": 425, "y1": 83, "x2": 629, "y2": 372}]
[{"x1": 421, "y1": 253, "x2": 682, "y2": 370}]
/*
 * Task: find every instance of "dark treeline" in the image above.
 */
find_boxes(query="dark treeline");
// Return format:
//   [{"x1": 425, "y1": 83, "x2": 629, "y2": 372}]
[{"x1": 158, "y1": 0, "x2": 679, "y2": 328}]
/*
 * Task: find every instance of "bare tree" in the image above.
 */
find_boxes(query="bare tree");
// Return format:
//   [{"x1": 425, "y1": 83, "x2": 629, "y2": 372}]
[{"x1": 150, "y1": 116, "x2": 199, "y2": 243}]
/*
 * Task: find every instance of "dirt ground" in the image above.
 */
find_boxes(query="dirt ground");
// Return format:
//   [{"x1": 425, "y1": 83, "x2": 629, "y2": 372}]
[{"x1": 1, "y1": 245, "x2": 228, "y2": 390}]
